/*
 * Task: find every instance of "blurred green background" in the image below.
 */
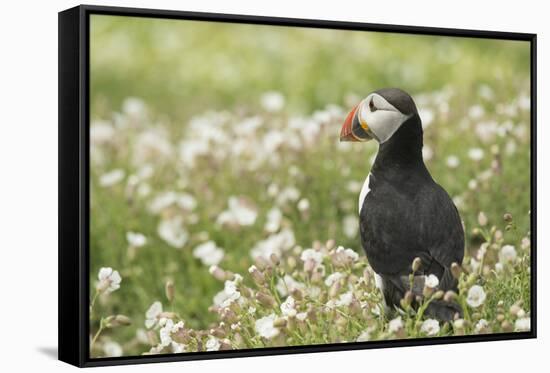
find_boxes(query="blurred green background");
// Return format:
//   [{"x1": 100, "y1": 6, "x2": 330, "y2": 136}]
[{"x1": 89, "y1": 14, "x2": 531, "y2": 356}]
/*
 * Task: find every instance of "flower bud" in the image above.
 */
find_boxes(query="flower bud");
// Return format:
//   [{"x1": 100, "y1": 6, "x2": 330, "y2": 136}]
[
  {"x1": 423, "y1": 286, "x2": 434, "y2": 298},
  {"x1": 501, "y1": 320, "x2": 513, "y2": 332},
  {"x1": 248, "y1": 265, "x2": 266, "y2": 285},
  {"x1": 256, "y1": 291, "x2": 276, "y2": 308},
  {"x1": 270, "y1": 253, "x2": 280, "y2": 266},
  {"x1": 432, "y1": 290, "x2": 444, "y2": 300},
  {"x1": 477, "y1": 212, "x2": 488, "y2": 227},
  {"x1": 219, "y1": 338, "x2": 232, "y2": 350},
  {"x1": 165, "y1": 280, "x2": 175, "y2": 303},
  {"x1": 509, "y1": 304, "x2": 522, "y2": 317},
  {"x1": 443, "y1": 290, "x2": 457, "y2": 303},
  {"x1": 104, "y1": 314, "x2": 132, "y2": 328},
  {"x1": 287, "y1": 256, "x2": 297, "y2": 270},
  {"x1": 209, "y1": 265, "x2": 228, "y2": 281},
  {"x1": 412, "y1": 257, "x2": 422, "y2": 272},
  {"x1": 450, "y1": 262, "x2": 462, "y2": 279},
  {"x1": 209, "y1": 327, "x2": 226, "y2": 338},
  {"x1": 290, "y1": 288, "x2": 303, "y2": 301},
  {"x1": 273, "y1": 317, "x2": 287, "y2": 328},
  {"x1": 400, "y1": 291, "x2": 414, "y2": 308},
  {"x1": 503, "y1": 213, "x2": 513, "y2": 222}
]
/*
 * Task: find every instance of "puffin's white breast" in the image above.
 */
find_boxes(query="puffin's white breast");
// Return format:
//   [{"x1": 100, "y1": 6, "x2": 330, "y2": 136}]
[{"x1": 358, "y1": 174, "x2": 371, "y2": 213}]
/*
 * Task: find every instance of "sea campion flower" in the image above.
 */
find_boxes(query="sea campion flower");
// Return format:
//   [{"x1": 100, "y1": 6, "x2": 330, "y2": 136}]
[
  {"x1": 514, "y1": 317, "x2": 531, "y2": 332},
  {"x1": 260, "y1": 91, "x2": 285, "y2": 112},
  {"x1": 157, "y1": 216, "x2": 188, "y2": 248},
  {"x1": 446, "y1": 155, "x2": 460, "y2": 168},
  {"x1": 264, "y1": 207, "x2": 282, "y2": 233},
  {"x1": 324, "y1": 272, "x2": 344, "y2": 287},
  {"x1": 102, "y1": 341, "x2": 123, "y2": 357},
  {"x1": 255, "y1": 314, "x2": 280, "y2": 339},
  {"x1": 468, "y1": 148, "x2": 484, "y2": 161},
  {"x1": 213, "y1": 276, "x2": 242, "y2": 308},
  {"x1": 217, "y1": 196, "x2": 258, "y2": 227},
  {"x1": 424, "y1": 274, "x2": 439, "y2": 289},
  {"x1": 499, "y1": 245, "x2": 517, "y2": 265},
  {"x1": 335, "y1": 291, "x2": 353, "y2": 307},
  {"x1": 96, "y1": 267, "x2": 121, "y2": 293},
  {"x1": 193, "y1": 241, "x2": 225, "y2": 266},
  {"x1": 126, "y1": 231, "x2": 147, "y2": 247},
  {"x1": 99, "y1": 169, "x2": 125, "y2": 187},
  {"x1": 145, "y1": 301, "x2": 163, "y2": 329},
  {"x1": 206, "y1": 336, "x2": 221, "y2": 351},
  {"x1": 420, "y1": 319, "x2": 440, "y2": 336},
  {"x1": 301, "y1": 248, "x2": 324, "y2": 271},
  {"x1": 280, "y1": 296, "x2": 296, "y2": 317},
  {"x1": 388, "y1": 316, "x2": 404, "y2": 333},
  {"x1": 475, "y1": 319, "x2": 489, "y2": 333},
  {"x1": 342, "y1": 215, "x2": 359, "y2": 239},
  {"x1": 466, "y1": 285, "x2": 487, "y2": 308}
]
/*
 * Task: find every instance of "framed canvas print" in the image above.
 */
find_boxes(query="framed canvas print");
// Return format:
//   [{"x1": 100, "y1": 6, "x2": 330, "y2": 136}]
[{"x1": 58, "y1": 5, "x2": 537, "y2": 367}]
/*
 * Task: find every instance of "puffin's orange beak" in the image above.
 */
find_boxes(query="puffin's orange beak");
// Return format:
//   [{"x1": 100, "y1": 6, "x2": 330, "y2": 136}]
[{"x1": 340, "y1": 104, "x2": 360, "y2": 142}]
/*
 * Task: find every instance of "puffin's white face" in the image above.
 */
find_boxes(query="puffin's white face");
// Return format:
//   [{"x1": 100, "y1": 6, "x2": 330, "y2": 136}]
[
  {"x1": 340, "y1": 92, "x2": 413, "y2": 144},
  {"x1": 357, "y1": 93, "x2": 412, "y2": 143}
]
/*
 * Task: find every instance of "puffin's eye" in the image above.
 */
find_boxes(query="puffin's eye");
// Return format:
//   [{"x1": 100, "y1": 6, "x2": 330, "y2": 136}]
[{"x1": 369, "y1": 98, "x2": 377, "y2": 112}]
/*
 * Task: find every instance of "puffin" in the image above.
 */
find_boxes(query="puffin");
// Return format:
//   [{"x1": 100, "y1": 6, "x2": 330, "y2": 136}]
[{"x1": 340, "y1": 88, "x2": 464, "y2": 321}]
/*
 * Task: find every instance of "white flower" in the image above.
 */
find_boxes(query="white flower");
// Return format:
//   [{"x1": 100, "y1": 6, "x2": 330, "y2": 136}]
[
  {"x1": 388, "y1": 316, "x2": 404, "y2": 333},
  {"x1": 335, "y1": 291, "x2": 353, "y2": 307},
  {"x1": 276, "y1": 186, "x2": 300, "y2": 206},
  {"x1": 126, "y1": 231, "x2": 147, "y2": 247},
  {"x1": 466, "y1": 285, "x2": 486, "y2": 308},
  {"x1": 446, "y1": 155, "x2": 460, "y2": 168},
  {"x1": 90, "y1": 121, "x2": 115, "y2": 145},
  {"x1": 171, "y1": 342, "x2": 186, "y2": 353},
  {"x1": 296, "y1": 312, "x2": 308, "y2": 321},
  {"x1": 422, "y1": 146, "x2": 433, "y2": 161},
  {"x1": 275, "y1": 274, "x2": 305, "y2": 297},
  {"x1": 102, "y1": 341, "x2": 123, "y2": 357},
  {"x1": 145, "y1": 301, "x2": 163, "y2": 329},
  {"x1": 133, "y1": 129, "x2": 173, "y2": 165},
  {"x1": 193, "y1": 241, "x2": 225, "y2": 266},
  {"x1": 255, "y1": 314, "x2": 280, "y2": 339},
  {"x1": 217, "y1": 196, "x2": 258, "y2": 227},
  {"x1": 123, "y1": 97, "x2": 146, "y2": 117},
  {"x1": 159, "y1": 319, "x2": 174, "y2": 346},
  {"x1": 342, "y1": 215, "x2": 359, "y2": 239},
  {"x1": 260, "y1": 91, "x2": 285, "y2": 112},
  {"x1": 418, "y1": 108, "x2": 434, "y2": 128},
  {"x1": 280, "y1": 296, "x2": 296, "y2": 317},
  {"x1": 297, "y1": 198, "x2": 310, "y2": 212},
  {"x1": 264, "y1": 207, "x2": 282, "y2": 233},
  {"x1": 205, "y1": 336, "x2": 221, "y2": 351},
  {"x1": 356, "y1": 329, "x2": 371, "y2": 342},
  {"x1": 515, "y1": 317, "x2": 531, "y2": 332},
  {"x1": 301, "y1": 248, "x2": 325, "y2": 271},
  {"x1": 213, "y1": 277, "x2": 242, "y2": 308},
  {"x1": 325, "y1": 272, "x2": 344, "y2": 287},
  {"x1": 499, "y1": 245, "x2": 517, "y2": 265},
  {"x1": 335, "y1": 246, "x2": 359, "y2": 262},
  {"x1": 157, "y1": 216, "x2": 188, "y2": 248},
  {"x1": 475, "y1": 319, "x2": 489, "y2": 333},
  {"x1": 97, "y1": 267, "x2": 121, "y2": 293},
  {"x1": 251, "y1": 229, "x2": 296, "y2": 261},
  {"x1": 468, "y1": 148, "x2": 484, "y2": 161},
  {"x1": 421, "y1": 319, "x2": 440, "y2": 336},
  {"x1": 424, "y1": 274, "x2": 439, "y2": 289},
  {"x1": 468, "y1": 105, "x2": 485, "y2": 119},
  {"x1": 99, "y1": 169, "x2": 125, "y2": 187}
]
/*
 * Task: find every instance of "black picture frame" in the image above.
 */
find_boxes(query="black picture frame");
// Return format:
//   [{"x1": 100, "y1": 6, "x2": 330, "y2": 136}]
[{"x1": 58, "y1": 4, "x2": 537, "y2": 368}]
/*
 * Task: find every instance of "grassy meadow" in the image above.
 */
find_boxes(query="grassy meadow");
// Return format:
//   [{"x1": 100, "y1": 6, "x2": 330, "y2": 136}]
[{"x1": 88, "y1": 15, "x2": 532, "y2": 357}]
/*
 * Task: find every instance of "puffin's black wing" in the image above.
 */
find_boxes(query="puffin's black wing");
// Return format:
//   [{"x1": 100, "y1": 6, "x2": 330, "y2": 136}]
[{"x1": 360, "y1": 175, "x2": 464, "y2": 287}]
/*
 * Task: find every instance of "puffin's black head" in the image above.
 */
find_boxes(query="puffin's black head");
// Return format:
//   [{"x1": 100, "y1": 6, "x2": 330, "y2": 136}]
[{"x1": 340, "y1": 88, "x2": 419, "y2": 143}]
